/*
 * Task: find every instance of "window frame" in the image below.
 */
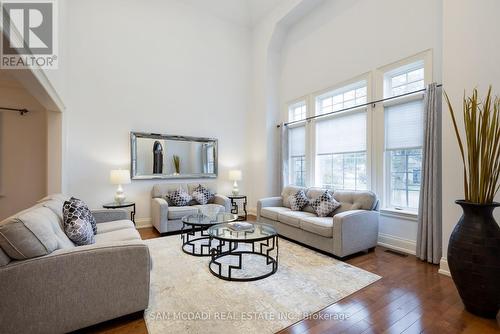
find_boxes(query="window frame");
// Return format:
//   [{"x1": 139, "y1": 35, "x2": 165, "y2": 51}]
[
  {"x1": 376, "y1": 51, "x2": 432, "y2": 214},
  {"x1": 311, "y1": 75, "x2": 372, "y2": 191}
]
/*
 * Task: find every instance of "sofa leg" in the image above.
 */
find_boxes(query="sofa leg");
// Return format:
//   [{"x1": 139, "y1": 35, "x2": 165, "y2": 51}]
[{"x1": 366, "y1": 247, "x2": 376, "y2": 253}]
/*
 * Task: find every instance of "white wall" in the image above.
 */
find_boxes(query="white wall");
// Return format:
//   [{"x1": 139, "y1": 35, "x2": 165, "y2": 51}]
[
  {"x1": 0, "y1": 76, "x2": 48, "y2": 220},
  {"x1": 440, "y1": 0, "x2": 500, "y2": 274},
  {"x1": 280, "y1": 0, "x2": 442, "y2": 104},
  {"x1": 64, "y1": 0, "x2": 250, "y2": 222}
]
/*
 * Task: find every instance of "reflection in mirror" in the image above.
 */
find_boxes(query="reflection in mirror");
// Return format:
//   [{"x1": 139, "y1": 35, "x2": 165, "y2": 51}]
[{"x1": 130, "y1": 132, "x2": 217, "y2": 179}]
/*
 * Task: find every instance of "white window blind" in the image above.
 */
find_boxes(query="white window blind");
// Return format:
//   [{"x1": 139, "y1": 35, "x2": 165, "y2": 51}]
[
  {"x1": 316, "y1": 111, "x2": 367, "y2": 154},
  {"x1": 289, "y1": 125, "x2": 306, "y2": 186},
  {"x1": 289, "y1": 126, "x2": 305, "y2": 156},
  {"x1": 385, "y1": 100, "x2": 424, "y2": 149}
]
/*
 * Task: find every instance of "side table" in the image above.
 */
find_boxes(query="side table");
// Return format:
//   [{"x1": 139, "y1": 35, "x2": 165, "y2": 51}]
[
  {"x1": 227, "y1": 195, "x2": 247, "y2": 221},
  {"x1": 102, "y1": 202, "x2": 136, "y2": 224}
]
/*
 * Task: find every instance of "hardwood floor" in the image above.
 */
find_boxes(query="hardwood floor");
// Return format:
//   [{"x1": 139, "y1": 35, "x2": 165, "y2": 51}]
[{"x1": 80, "y1": 221, "x2": 499, "y2": 334}]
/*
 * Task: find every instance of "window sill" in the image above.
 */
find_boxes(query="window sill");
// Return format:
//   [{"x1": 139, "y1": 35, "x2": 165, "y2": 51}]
[{"x1": 380, "y1": 208, "x2": 418, "y2": 221}]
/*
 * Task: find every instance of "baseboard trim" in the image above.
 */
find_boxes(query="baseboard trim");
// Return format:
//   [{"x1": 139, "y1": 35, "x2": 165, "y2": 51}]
[
  {"x1": 378, "y1": 233, "x2": 416, "y2": 255},
  {"x1": 135, "y1": 218, "x2": 152, "y2": 229},
  {"x1": 439, "y1": 257, "x2": 451, "y2": 276}
]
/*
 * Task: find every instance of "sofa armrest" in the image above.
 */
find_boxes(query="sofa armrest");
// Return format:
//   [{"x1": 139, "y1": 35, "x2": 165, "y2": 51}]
[
  {"x1": 0, "y1": 241, "x2": 150, "y2": 334},
  {"x1": 91, "y1": 209, "x2": 129, "y2": 223},
  {"x1": 332, "y1": 210, "x2": 379, "y2": 257},
  {"x1": 213, "y1": 194, "x2": 231, "y2": 212},
  {"x1": 257, "y1": 197, "x2": 283, "y2": 219},
  {"x1": 151, "y1": 197, "x2": 169, "y2": 232}
]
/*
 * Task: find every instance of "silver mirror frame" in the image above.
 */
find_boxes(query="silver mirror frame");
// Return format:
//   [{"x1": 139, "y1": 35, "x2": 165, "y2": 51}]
[{"x1": 130, "y1": 132, "x2": 218, "y2": 180}]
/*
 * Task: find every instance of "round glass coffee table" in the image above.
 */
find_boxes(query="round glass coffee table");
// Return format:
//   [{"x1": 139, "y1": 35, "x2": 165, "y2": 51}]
[
  {"x1": 181, "y1": 212, "x2": 238, "y2": 256},
  {"x1": 208, "y1": 223, "x2": 278, "y2": 282}
]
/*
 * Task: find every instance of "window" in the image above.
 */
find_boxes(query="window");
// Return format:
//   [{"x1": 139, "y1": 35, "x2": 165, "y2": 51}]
[
  {"x1": 386, "y1": 61, "x2": 425, "y2": 97},
  {"x1": 289, "y1": 125, "x2": 306, "y2": 186},
  {"x1": 283, "y1": 52, "x2": 430, "y2": 216},
  {"x1": 315, "y1": 110, "x2": 368, "y2": 190},
  {"x1": 289, "y1": 101, "x2": 307, "y2": 122},
  {"x1": 317, "y1": 81, "x2": 367, "y2": 115},
  {"x1": 384, "y1": 97, "x2": 424, "y2": 210}
]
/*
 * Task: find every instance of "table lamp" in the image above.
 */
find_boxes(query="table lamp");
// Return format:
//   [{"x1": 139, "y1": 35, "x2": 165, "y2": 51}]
[
  {"x1": 110, "y1": 169, "x2": 131, "y2": 204},
  {"x1": 229, "y1": 170, "x2": 242, "y2": 195}
]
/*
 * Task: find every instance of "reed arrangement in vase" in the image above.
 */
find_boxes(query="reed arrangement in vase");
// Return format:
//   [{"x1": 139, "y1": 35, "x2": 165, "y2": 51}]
[
  {"x1": 445, "y1": 86, "x2": 500, "y2": 203},
  {"x1": 445, "y1": 86, "x2": 500, "y2": 318}
]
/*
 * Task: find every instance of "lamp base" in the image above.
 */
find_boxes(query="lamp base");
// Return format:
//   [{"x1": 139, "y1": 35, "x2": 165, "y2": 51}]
[
  {"x1": 232, "y1": 181, "x2": 239, "y2": 196},
  {"x1": 114, "y1": 184, "x2": 126, "y2": 204}
]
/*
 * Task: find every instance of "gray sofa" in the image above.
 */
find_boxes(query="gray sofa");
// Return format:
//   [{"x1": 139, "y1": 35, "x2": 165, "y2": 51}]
[
  {"x1": 151, "y1": 182, "x2": 231, "y2": 233},
  {"x1": 257, "y1": 186, "x2": 379, "y2": 258},
  {"x1": 0, "y1": 195, "x2": 151, "y2": 334}
]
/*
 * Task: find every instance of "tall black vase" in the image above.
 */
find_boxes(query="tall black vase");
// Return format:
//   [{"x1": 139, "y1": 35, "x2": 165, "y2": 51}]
[{"x1": 448, "y1": 200, "x2": 500, "y2": 318}]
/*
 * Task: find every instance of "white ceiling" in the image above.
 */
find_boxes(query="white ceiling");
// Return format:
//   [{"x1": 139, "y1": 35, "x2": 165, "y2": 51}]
[{"x1": 182, "y1": 0, "x2": 285, "y2": 27}]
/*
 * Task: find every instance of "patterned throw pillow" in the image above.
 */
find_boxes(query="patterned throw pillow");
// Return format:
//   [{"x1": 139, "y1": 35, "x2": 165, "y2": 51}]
[
  {"x1": 70, "y1": 197, "x2": 97, "y2": 235},
  {"x1": 63, "y1": 198, "x2": 95, "y2": 245},
  {"x1": 289, "y1": 189, "x2": 309, "y2": 211},
  {"x1": 167, "y1": 188, "x2": 192, "y2": 206},
  {"x1": 310, "y1": 190, "x2": 340, "y2": 217},
  {"x1": 191, "y1": 184, "x2": 215, "y2": 205}
]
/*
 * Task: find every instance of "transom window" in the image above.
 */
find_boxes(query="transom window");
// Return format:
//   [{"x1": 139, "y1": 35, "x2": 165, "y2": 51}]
[
  {"x1": 317, "y1": 81, "x2": 367, "y2": 115},
  {"x1": 386, "y1": 62, "x2": 424, "y2": 97},
  {"x1": 289, "y1": 101, "x2": 307, "y2": 122}
]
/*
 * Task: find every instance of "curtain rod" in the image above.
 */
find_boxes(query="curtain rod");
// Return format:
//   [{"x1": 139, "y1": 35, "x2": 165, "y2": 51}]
[
  {"x1": 277, "y1": 84, "x2": 442, "y2": 128},
  {"x1": 0, "y1": 107, "x2": 29, "y2": 115}
]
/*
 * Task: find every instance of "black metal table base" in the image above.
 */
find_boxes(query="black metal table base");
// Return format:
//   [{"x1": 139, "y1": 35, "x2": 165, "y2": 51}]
[
  {"x1": 181, "y1": 224, "x2": 235, "y2": 257},
  {"x1": 208, "y1": 236, "x2": 279, "y2": 281}
]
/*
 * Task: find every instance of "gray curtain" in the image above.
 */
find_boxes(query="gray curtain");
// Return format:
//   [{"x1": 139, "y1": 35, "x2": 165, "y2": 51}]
[
  {"x1": 417, "y1": 83, "x2": 442, "y2": 264},
  {"x1": 279, "y1": 123, "x2": 289, "y2": 192}
]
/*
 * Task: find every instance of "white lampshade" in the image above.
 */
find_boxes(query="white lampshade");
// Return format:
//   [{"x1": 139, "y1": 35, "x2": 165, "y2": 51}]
[
  {"x1": 228, "y1": 170, "x2": 242, "y2": 181},
  {"x1": 110, "y1": 170, "x2": 131, "y2": 185}
]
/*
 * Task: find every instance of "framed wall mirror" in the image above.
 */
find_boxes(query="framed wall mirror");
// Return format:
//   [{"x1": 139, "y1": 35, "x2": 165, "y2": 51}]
[{"x1": 130, "y1": 132, "x2": 218, "y2": 180}]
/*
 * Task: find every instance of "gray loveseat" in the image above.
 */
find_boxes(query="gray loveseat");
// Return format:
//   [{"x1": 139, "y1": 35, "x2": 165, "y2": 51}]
[
  {"x1": 257, "y1": 186, "x2": 379, "y2": 258},
  {"x1": 0, "y1": 195, "x2": 151, "y2": 334},
  {"x1": 151, "y1": 182, "x2": 231, "y2": 233}
]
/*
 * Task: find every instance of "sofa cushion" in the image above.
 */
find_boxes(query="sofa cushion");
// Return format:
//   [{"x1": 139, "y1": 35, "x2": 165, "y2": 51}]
[
  {"x1": 152, "y1": 183, "x2": 188, "y2": 199},
  {"x1": 260, "y1": 207, "x2": 291, "y2": 221},
  {"x1": 281, "y1": 185, "x2": 307, "y2": 208},
  {"x1": 63, "y1": 199, "x2": 95, "y2": 246},
  {"x1": 0, "y1": 206, "x2": 75, "y2": 260},
  {"x1": 37, "y1": 193, "x2": 70, "y2": 203},
  {"x1": 95, "y1": 228, "x2": 141, "y2": 243},
  {"x1": 191, "y1": 204, "x2": 226, "y2": 215},
  {"x1": 333, "y1": 190, "x2": 377, "y2": 214},
  {"x1": 42, "y1": 198, "x2": 65, "y2": 223},
  {"x1": 96, "y1": 220, "x2": 135, "y2": 234},
  {"x1": 300, "y1": 216, "x2": 333, "y2": 237},
  {"x1": 0, "y1": 248, "x2": 11, "y2": 266},
  {"x1": 278, "y1": 211, "x2": 317, "y2": 228},
  {"x1": 167, "y1": 206, "x2": 199, "y2": 220}
]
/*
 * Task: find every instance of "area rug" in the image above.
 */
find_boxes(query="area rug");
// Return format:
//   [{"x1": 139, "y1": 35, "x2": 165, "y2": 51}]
[{"x1": 144, "y1": 236, "x2": 380, "y2": 334}]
